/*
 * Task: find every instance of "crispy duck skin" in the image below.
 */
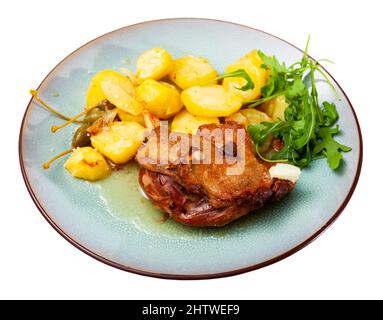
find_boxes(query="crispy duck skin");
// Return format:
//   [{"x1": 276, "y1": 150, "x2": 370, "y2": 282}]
[{"x1": 137, "y1": 123, "x2": 295, "y2": 227}]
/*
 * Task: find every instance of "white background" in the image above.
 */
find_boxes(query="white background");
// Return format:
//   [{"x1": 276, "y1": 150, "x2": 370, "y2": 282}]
[{"x1": 1, "y1": 0, "x2": 381, "y2": 300}]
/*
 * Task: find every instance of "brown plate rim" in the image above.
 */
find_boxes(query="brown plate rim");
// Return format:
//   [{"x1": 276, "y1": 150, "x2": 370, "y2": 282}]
[{"x1": 19, "y1": 17, "x2": 363, "y2": 280}]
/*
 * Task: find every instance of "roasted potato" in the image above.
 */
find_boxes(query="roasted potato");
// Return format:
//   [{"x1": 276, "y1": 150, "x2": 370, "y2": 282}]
[
  {"x1": 240, "y1": 50, "x2": 269, "y2": 86},
  {"x1": 118, "y1": 67, "x2": 138, "y2": 86},
  {"x1": 86, "y1": 73, "x2": 106, "y2": 110},
  {"x1": 86, "y1": 70, "x2": 135, "y2": 110},
  {"x1": 259, "y1": 95, "x2": 289, "y2": 121},
  {"x1": 171, "y1": 109, "x2": 219, "y2": 135},
  {"x1": 136, "y1": 47, "x2": 173, "y2": 82},
  {"x1": 222, "y1": 60, "x2": 261, "y2": 102},
  {"x1": 222, "y1": 50, "x2": 269, "y2": 102},
  {"x1": 100, "y1": 78, "x2": 143, "y2": 116},
  {"x1": 137, "y1": 80, "x2": 182, "y2": 119},
  {"x1": 117, "y1": 109, "x2": 145, "y2": 126},
  {"x1": 90, "y1": 121, "x2": 145, "y2": 164},
  {"x1": 226, "y1": 108, "x2": 272, "y2": 127},
  {"x1": 64, "y1": 147, "x2": 111, "y2": 181},
  {"x1": 169, "y1": 55, "x2": 218, "y2": 89},
  {"x1": 181, "y1": 84, "x2": 242, "y2": 117},
  {"x1": 226, "y1": 108, "x2": 273, "y2": 154}
]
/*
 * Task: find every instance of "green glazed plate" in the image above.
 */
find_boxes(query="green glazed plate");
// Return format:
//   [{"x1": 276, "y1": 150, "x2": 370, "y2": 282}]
[{"x1": 19, "y1": 18, "x2": 362, "y2": 279}]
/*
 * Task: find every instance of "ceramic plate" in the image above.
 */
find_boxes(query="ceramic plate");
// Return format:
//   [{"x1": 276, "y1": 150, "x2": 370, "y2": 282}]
[{"x1": 19, "y1": 18, "x2": 362, "y2": 279}]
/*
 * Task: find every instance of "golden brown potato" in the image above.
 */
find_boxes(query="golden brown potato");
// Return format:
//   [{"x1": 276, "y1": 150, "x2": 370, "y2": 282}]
[
  {"x1": 90, "y1": 121, "x2": 145, "y2": 164},
  {"x1": 100, "y1": 78, "x2": 143, "y2": 116},
  {"x1": 226, "y1": 108, "x2": 272, "y2": 127},
  {"x1": 86, "y1": 70, "x2": 136, "y2": 110},
  {"x1": 117, "y1": 109, "x2": 145, "y2": 126},
  {"x1": 64, "y1": 147, "x2": 111, "y2": 181},
  {"x1": 136, "y1": 47, "x2": 173, "y2": 82},
  {"x1": 240, "y1": 50, "x2": 269, "y2": 86},
  {"x1": 222, "y1": 50, "x2": 269, "y2": 102},
  {"x1": 171, "y1": 109, "x2": 220, "y2": 135},
  {"x1": 259, "y1": 96, "x2": 289, "y2": 121},
  {"x1": 169, "y1": 55, "x2": 218, "y2": 90},
  {"x1": 222, "y1": 59, "x2": 261, "y2": 102},
  {"x1": 137, "y1": 79, "x2": 182, "y2": 119},
  {"x1": 181, "y1": 84, "x2": 242, "y2": 117}
]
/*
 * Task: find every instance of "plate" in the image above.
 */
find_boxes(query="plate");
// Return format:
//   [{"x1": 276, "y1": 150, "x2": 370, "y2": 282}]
[{"x1": 19, "y1": 18, "x2": 362, "y2": 279}]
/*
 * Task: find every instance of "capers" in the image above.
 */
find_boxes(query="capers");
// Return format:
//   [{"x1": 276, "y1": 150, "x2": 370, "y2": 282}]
[
  {"x1": 72, "y1": 123, "x2": 91, "y2": 148},
  {"x1": 72, "y1": 100, "x2": 116, "y2": 148},
  {"x1": 97, "y1": 100, "x2": 115, "y2": 111},
  {"x1": 84, "y1": 108, "x2": 105, "y2": 123}
]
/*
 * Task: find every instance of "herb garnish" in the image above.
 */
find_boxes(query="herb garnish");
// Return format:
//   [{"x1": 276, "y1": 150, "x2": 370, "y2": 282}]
[
  {"x1": 214, "y1": 69, "x2": 255, "y2": 91},
  {"x1": 247, "y1": 37, "x2": 351, "y2": 169}
]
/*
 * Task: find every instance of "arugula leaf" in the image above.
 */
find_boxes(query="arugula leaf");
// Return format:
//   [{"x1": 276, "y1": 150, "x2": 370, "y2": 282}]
[
  {"x1": 248, "y1": 123, "x2": 269, "y2": 145},
  {"x1": 321, "y1": 101, "x2": 338, "y2": 126},
  {"x1": 258, "y1": 51, "x2": 288, "y2": 74},
  {"x1": 285, "y1": 79, "x2": 307, "y2": 101},
  {"x1": 246, "y1": 66, "x2": 307, "y2": 109},
  {"x1": 292, "y1": 94, "x2": 316, "y2": 150},
  {"x1": 270, "y1": 131, "x2": 292, "y2": 160},
  {"x1": 247, "y1": 37, "x2": 352, "y2": 170},
  {"x1": 248, "y1": 121, "x2": 292, "y2": 163},
  {"x1": 214, "y1": 69, "x2": 254, "y2": 91},
  {"x1": 313, "y1": 126, "x2": 352, "y2": 169},
  {"x1": 258, "y1": 51, "x2": 288, "y2": 97}
]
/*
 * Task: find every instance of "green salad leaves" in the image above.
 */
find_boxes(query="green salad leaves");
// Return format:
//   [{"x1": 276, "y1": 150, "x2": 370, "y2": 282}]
[{"x1": 247, "y1": 37, "x2": 351, "y2": 169}]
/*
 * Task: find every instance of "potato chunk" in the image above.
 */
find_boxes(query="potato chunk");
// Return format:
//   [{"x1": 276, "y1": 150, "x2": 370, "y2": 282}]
[
  {"x1": 136, "y1": 47, "x2": 173, "y2": 82},
  {"x1": 90, "y1": 121, "x2": 145, "y2": 164},
  {"x1": 181, "y1": 85, "x2": 242, "y2": 117},
  {"x1": 226, "y1": 108, "x2": 272, "y2": 127},
  {"x1": 240, "y1": 50, "x2": 269, "y2": 86},
  {"x1": 171, "y1": 109, "x2": 219, "y2": 135},
  {"x1": 100, "y1": 77, "x2": 143, "y2": 116},
  {"x1": 117, "y1": 109, "x2": 145, "y2": 126},
  {"x1": 137, "y1": 80, "x2": 182, "y2": 119},
  {"x1": 169, "y1": 55, "x2": 218, "y2": 89},
  {"x1": 259, "y1": 95, "x2": 289, "y2": 121},
  {"x1": 222, "y1": 50, "x2": 269, "y2": 102},
  {"x1": 64, "y1": 147, "x2": 111, "y2": 181},
  {"x1": 223, "y1": 60, "x2": 261, "y2": 102},
  {"x1": 86, "y1": 70, "x2": 136, "y2": 110},
  {"x1": 86, "y1": 74, "x2": 106, "y2": 110}
]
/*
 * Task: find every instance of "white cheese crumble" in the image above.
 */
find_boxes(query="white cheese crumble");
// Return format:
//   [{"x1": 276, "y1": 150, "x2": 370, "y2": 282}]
[{"x1": 269, "y1": 163, "x2": 301, "y2": 183}]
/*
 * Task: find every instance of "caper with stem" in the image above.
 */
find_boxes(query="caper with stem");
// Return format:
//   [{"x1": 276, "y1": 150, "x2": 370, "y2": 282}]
[
  {"x1": 98, "y1": 100, "x2": 116, "y2": 111},
  {"x1": 50, "y1": 100, "x2": 115, "y2": 132},
  {"x1": 30, "y1": 89, "x2": 84, "y2": 123},
  {"x1": 42, "y1": 123, "x2": 92, "y2": 169},
  {"x1": 72, "y1": 123, "x2": 92, "y2": 148},
  {"x1": 83, "y1": 108, "x2": 106, "y2": 123},
  {"x1": 38, "y1": 95, "x2": 118, "y2": 168}
]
